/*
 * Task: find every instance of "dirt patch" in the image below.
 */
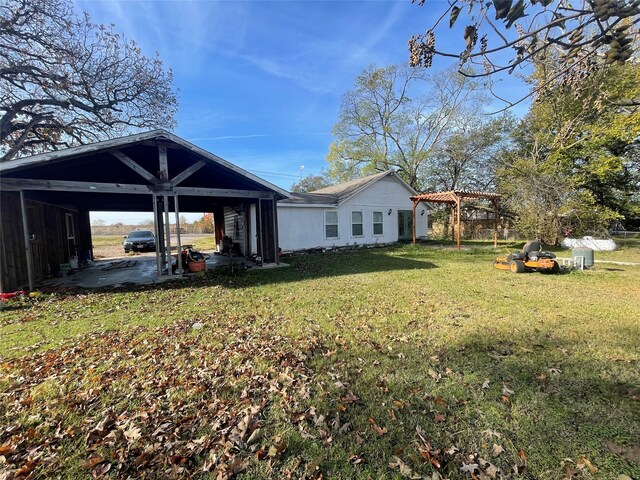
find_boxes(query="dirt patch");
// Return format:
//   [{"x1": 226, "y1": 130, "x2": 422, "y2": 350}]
[{"x1": 603, "y1": 440, "x2": 640, "y2": 464}]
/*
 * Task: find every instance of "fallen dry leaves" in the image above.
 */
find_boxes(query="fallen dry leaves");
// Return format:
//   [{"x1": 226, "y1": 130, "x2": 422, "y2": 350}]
[
  {"x1": 0, "y1": 316, "x2": 329, "y2": 479},
  {"x1": 2, "y1": 294, "x2": 628, "y2": 479}
]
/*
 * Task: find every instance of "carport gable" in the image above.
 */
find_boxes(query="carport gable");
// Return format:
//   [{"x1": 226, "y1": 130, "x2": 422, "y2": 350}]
[{"x1": 0, "y1": 129, "x2": 288, "y2": 209}]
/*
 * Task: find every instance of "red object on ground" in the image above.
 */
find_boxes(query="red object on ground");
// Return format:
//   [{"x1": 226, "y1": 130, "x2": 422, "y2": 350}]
[
  {"x1": 1, "y1": 290, "x2": 28, "y2": 302},
  {"x1": 188, "y1": 260, "x2": 206, "y2": 272}
]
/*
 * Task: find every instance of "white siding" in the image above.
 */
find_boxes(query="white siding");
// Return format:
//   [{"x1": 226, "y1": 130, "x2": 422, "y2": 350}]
[
  {"x1": 278, "y1": 175, "x2": 428, "y2": 251},
  {"x1": 277, "y1": 207, "x2": 329, "y2": 250}
]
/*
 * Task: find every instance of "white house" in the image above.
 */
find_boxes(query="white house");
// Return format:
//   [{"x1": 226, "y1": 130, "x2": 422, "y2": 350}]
[{"x1": 277, "y1": 170, "x2": 428, "y2": 251}]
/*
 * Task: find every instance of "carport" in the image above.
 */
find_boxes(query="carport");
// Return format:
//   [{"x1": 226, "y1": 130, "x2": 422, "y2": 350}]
[{"x1": 0, "y1": 130, "x2": 288, "y2": 291}]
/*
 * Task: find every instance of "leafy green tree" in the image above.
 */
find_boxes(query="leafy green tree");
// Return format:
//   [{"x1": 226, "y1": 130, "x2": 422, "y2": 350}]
[
  {"x1": 498, "y1": 62, "x2": 640, "y2": 243},
  {"x1": 0, "y1": 0, "x2": 177, "y2": 162},
  {"x1": 290, "y1": 174, "x2": 332, "y2": 193},
  {"x1": 326, "y1": 64, "x2": 489, "y2": 190},
  {"x1": 533, "y1": 62, "x2": 639, "y2": 217},
  {"x1": 498, "y1": 136, "x2": 576, "y2": 244}
]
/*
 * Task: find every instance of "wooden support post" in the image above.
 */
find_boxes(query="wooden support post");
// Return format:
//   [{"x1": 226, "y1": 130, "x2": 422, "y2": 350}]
[
  {"x1": 174, "y1": 195, "x2": 183, "y2": 276},
  {"x1": 451, "y1": 206, "x2": 456, "y2": 245},
  {"x1": 493, "y1": 199, "x2": 499, "y2": 248},
  {"x1": 257, "y1": 200, "x2": 263, "y2": 260},
  {"x1": 456, "y1": 197, "x2": 461, "y2": 251},
  {"x1": 158, "y1": 145, "x2": 171, "y2": 276},
  {"x1": 152, "y1": 195, "x2": 161, "y2": 276},
  {"x1": 19, "y1": 191, "x2": 34, "y2": 292},
  {"x1": 213, "y1": 207, "x2": 224, "y2": 249},
  {"x1": 272, "y1": 195, "x2": 279, "y2": 265},
  {"x1": 158, "y1": 146, "x2": 169, "y2": 181},
  {"x1": 412, "y1": 200, "x2": 417, "y2": 244},
  {"x1": 163, "y1": 195, "x2": 172, "y2": 276}
]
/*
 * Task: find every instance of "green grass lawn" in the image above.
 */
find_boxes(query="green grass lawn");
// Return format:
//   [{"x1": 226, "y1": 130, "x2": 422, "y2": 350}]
[{"x1": 1, "y1": 244, "x2": 638, "y2": 479}]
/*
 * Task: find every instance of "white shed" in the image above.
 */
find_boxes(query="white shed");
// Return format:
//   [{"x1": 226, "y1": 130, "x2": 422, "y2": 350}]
[{"x1": 277, "y1": 171, "x2": 428, "y2": 251}]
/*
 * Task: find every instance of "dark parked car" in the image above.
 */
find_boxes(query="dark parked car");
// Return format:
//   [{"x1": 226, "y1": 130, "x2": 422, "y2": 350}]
[{"x1": 123, "y1": 230, "x2": 156, "y2": 253}]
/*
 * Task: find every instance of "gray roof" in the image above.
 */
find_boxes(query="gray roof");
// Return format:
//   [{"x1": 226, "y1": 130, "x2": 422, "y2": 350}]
[
  {"x1": 280, "y1": 170, "x2": 416, "y2": 206},
  {"x1": 280, "y1": 192, "x2": 338, "y2": 206}
]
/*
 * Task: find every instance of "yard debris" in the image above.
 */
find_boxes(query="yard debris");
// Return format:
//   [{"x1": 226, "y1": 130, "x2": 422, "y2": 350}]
[
  {"x1": 460, "y1": 462, "x2": 479, "y2": 473},
  {"x1": 389, "y1": 456, "x2": 423, "y2": 479},
  {"x1": 517, "y1": 449, "x2": 528, "y2": 463},
  {"x1": 1, "y1": 243, "x2": 637, "y2": 478},
  {"x1": 0, "y1": 290, "x2": 28, "y2": 302},
  {"x1": 603, "y1": 440, "x2": 640, "y2": 464},
  {"x1": 101, "y1": 260, "x2": 138, "y2": 271},
  {"x1": 368, "y1": 417, "x2": 387, "y2": 436},
  {"x1": 576, "y1": 456, "x2": 597, "y2": 473},
  {"x1": 0, "y1": 317, "x2": 328, "y2": 478}
]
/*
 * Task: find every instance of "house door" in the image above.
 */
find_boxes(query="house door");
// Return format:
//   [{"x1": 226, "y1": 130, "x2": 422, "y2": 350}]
[{"x1": 398, "y1": 210, "x2": 413, "y2": 241}]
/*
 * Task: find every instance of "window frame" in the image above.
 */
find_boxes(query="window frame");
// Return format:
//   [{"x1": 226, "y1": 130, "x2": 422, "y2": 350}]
[
  {"x1": 372, "y1": 211, "x2": 384, "y2": 236},
  {"x1": 324, "y1": 210, "x2": 339, "y2": 240},
  {"x1": 351, "y1": 210, "x2": 364, "y2": 238}
]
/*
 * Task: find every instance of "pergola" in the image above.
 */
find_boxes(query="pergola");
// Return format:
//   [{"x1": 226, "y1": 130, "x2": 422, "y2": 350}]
[{"x1": 410, "y1": 190, "x2": 501, "y2": 250}]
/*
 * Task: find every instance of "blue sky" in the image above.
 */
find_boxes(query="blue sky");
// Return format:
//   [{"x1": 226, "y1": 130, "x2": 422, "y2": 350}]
[{"x1": 78, "y1": 0, "x2": 530, "y2": 224}]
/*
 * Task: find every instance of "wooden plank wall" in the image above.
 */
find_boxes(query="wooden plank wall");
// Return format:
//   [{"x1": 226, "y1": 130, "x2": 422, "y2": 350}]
[
  {"x1": 0, "y1": 193, "x2": 25, "y2": 290},
  {"x1": 223, "y1": 205, "x2": 246, "y2": 256},
  {"x1": 0, "y1": 192, "x2": 83, "y2": 291}
]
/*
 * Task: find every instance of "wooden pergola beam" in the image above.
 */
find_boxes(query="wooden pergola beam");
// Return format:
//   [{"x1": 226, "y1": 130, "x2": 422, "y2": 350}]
[{"x1": 410, "y1": 190, "x2": 501, "y2": 251}]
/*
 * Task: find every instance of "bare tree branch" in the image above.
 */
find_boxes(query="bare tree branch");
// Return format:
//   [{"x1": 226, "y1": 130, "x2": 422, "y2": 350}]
[
  {"x1": 0, "y1": 0, "x2": 178, "y2": 162},
  {"x1": 408, "y1": 0, "x2": 640, "y2": 107}
]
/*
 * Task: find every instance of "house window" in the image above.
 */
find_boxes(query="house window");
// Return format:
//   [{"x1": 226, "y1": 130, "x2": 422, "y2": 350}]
[
  {"x1": 351, "y1": 211, "x2": 363, "y2": 237},
  {"x1": 372, "y1": 211, "x2": 383, "y2": 235},
  {"x1": 325, "y1": 211, "x2": 338, "y2": 239}
]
